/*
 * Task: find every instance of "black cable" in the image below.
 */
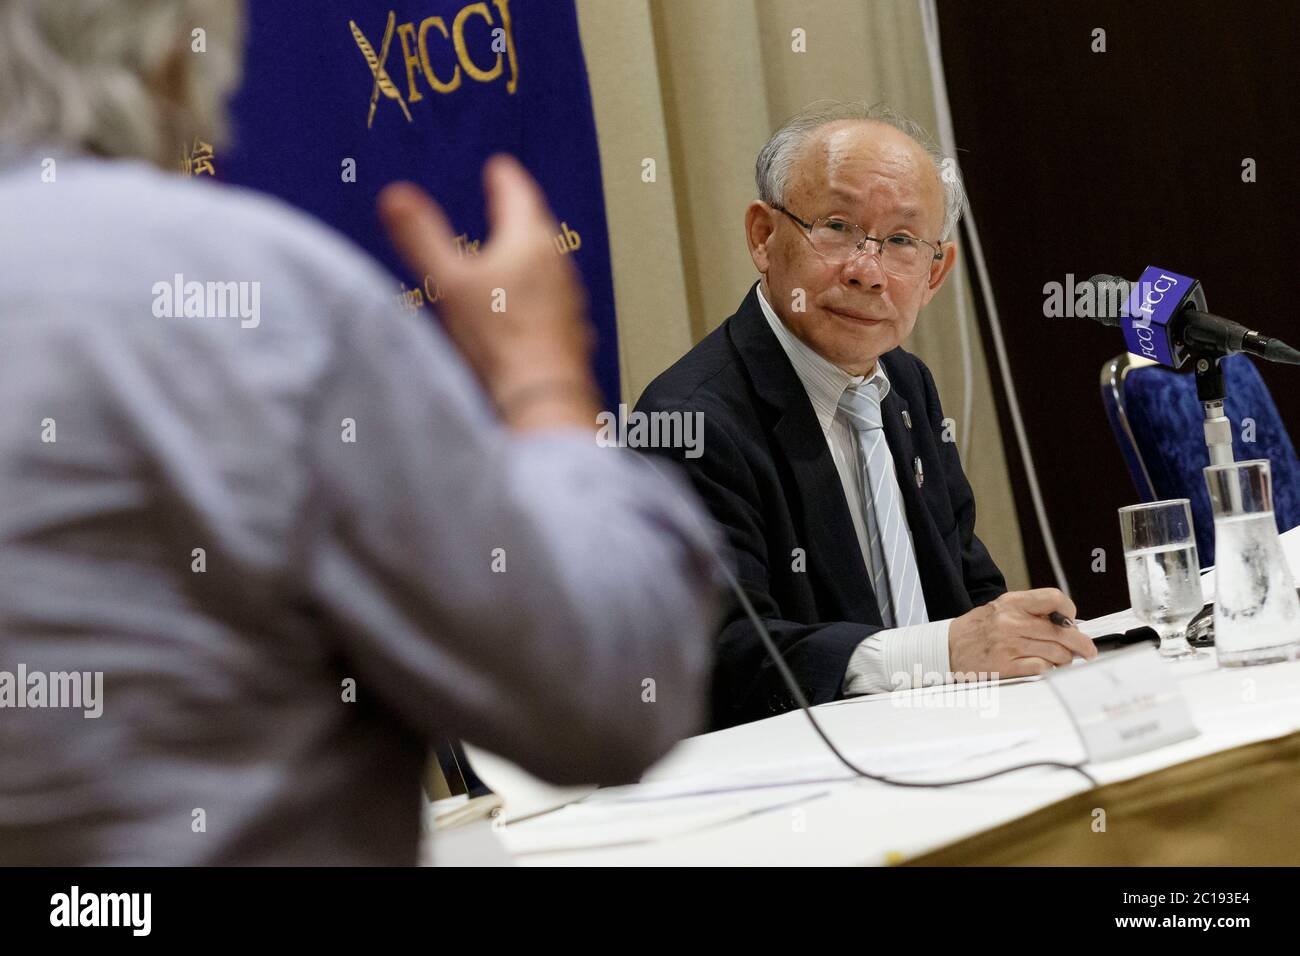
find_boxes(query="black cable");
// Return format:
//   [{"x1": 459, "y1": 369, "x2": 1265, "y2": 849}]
[
  {"x1": 715, "y1": 556, "x2": 1099, "y2": 790},
  {"x1": 634, "y1": 453, "x2": 1098, "y2": 790}
]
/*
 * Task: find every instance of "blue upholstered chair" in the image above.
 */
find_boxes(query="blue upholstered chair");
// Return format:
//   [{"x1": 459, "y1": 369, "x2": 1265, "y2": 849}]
[{"x1": 1100, "y1": 352, "x2": 1300, "y2": 566}]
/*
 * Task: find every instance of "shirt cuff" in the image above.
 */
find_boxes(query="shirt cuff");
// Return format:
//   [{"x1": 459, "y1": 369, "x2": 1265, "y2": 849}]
[{"x1": 841, "y1": 619, "x2": 953, "y2": 696}]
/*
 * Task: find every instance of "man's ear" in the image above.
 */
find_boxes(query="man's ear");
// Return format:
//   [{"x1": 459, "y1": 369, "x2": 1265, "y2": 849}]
[
  {"x1": 745, "y1": 201, "x2": 776, "y2": 274},
  {"x1": 920, "y1": 240, "x2": 959, "y2": 307}
]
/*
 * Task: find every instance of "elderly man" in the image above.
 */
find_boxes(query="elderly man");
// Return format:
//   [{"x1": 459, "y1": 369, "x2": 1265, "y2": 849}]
[
  {"x1": 0, "y1": 0, "x2": 717, "y2": 864},
  {"x1": 637, "y1": 102, "x2": 1095, "y2": 730}
]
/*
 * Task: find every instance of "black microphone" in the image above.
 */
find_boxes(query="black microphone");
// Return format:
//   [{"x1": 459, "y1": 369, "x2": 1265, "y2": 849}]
[{"x1": 1080, "y1": 269, "x2": 1300, "y2": 368}]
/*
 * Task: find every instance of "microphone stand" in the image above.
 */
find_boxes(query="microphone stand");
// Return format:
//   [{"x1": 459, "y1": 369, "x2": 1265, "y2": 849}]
[
  {"x1": 1192, "y1": 353, "x2": 1235, "y2": 468},
  {"x1": 1193, "y1": 351, "x2": 1246, "y2": 521}
]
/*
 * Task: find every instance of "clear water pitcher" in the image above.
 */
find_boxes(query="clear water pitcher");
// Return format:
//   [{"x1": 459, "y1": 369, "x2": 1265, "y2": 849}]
[{"x1": 1204, "y1": 459, "x2": 1300, "y2": 666}]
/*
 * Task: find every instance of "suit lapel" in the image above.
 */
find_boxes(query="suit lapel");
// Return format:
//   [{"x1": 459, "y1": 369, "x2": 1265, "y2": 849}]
[
  {"x1": 770, "y1": 411, "x2": 882, "y2": 624},
  {"x1": 729, "y1": 288, "x2": 882, "y2": 625}
]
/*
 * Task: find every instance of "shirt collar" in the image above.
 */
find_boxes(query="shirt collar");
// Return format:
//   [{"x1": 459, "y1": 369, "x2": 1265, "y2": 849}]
[
  {"x1": 0, "y1": 140, "x2": 80, "y2": 176},
  {"x1": 755, "y1": 281, "x2": 890, "y2": 437}
]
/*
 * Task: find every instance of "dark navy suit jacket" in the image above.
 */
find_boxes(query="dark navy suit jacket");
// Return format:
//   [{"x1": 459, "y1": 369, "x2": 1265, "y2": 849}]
[{"x1": 636, "y1": 285, "x2": 1008, "y2": 729}]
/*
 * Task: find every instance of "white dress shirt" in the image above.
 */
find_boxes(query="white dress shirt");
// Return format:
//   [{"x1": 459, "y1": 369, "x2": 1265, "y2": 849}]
[{"x1": 755, "y1": 283, "x2": 952, "y2": 693}]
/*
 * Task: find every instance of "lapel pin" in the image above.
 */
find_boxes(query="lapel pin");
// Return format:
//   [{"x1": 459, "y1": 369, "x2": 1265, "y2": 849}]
[
  {"x1": 901, "y1": 410, "x2": 912, "y2": 429},
  {"x1": 914, "y1": 456, "x2": 924, "y2": 489}
]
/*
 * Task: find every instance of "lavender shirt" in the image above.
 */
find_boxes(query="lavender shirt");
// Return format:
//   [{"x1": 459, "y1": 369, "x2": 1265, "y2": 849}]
[{"x1": 0, "y1": 149, "x2": 718, "y2": 864}]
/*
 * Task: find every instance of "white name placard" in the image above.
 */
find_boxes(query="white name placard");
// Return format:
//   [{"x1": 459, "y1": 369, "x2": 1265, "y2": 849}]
[{"x1": 1047, "y1": 645, "x2": 1199, "y2": 763}]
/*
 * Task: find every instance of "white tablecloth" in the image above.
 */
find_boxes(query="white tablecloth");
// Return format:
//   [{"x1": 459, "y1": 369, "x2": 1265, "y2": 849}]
[{"x1": 446, "y1": 526, "x2": 1300, "y2": 866}]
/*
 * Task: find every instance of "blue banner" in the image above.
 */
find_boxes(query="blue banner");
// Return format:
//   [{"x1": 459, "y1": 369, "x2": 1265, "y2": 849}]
[{"x1": 219, "y1": 0, "x2": 620, "y2": 404}]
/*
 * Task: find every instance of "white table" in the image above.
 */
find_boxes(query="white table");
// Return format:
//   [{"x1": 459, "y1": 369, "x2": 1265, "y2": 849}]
[
  {"x1": 469, "y1": 655, "x2": 1299, "y2": 865},
  {"x1": 445, "y1": 528, "x2": 1300, "y2": 866}
]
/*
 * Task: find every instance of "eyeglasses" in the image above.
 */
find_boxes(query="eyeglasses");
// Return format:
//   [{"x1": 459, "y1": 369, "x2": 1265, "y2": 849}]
[{"x1": 771, "y1": 204, "x2": 943, "y2": 278}]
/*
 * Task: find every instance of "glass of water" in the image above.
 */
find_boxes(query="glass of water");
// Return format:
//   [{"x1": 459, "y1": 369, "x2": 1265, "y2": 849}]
[
  {"x1": 1119, "y1": 499, "x2": 1207, "y2": 660},
  {"x1": 1204, "y1": 459, "x2": 1300, "y2": 666}
]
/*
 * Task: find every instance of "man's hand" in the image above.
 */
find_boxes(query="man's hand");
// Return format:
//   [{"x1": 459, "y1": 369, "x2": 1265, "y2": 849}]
[
  {"x1": 948, "y1": 588, "x2": 1096, "y2": 678},
  {"x1": 377, "y1": 154, "x2": 599, "y2": 431}
]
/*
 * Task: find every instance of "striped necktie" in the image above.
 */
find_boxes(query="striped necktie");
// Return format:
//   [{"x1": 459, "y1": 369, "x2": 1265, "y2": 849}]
[{"x1": 837, "y1": 381, "x2": 928, "y2": 628}]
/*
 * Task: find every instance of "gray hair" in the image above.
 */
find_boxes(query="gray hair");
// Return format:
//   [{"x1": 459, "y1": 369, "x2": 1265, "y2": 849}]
[
  {"x1": 755, "y1": 100, "x2": 965, "y2": 241},
  {"x1": 0, "y1": 0, "x2": 244, "y2": 164}
]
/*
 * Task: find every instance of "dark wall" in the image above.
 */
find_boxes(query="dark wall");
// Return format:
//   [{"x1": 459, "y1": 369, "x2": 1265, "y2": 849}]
[{"x1": 937, "y1": 0, "x2": 1300, "y2": 616}]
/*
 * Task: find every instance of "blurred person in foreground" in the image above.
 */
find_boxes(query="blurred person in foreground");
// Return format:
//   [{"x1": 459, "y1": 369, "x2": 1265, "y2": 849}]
[{"x1": 0, "y1": 0, "x2": 718, "y2": 864}]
